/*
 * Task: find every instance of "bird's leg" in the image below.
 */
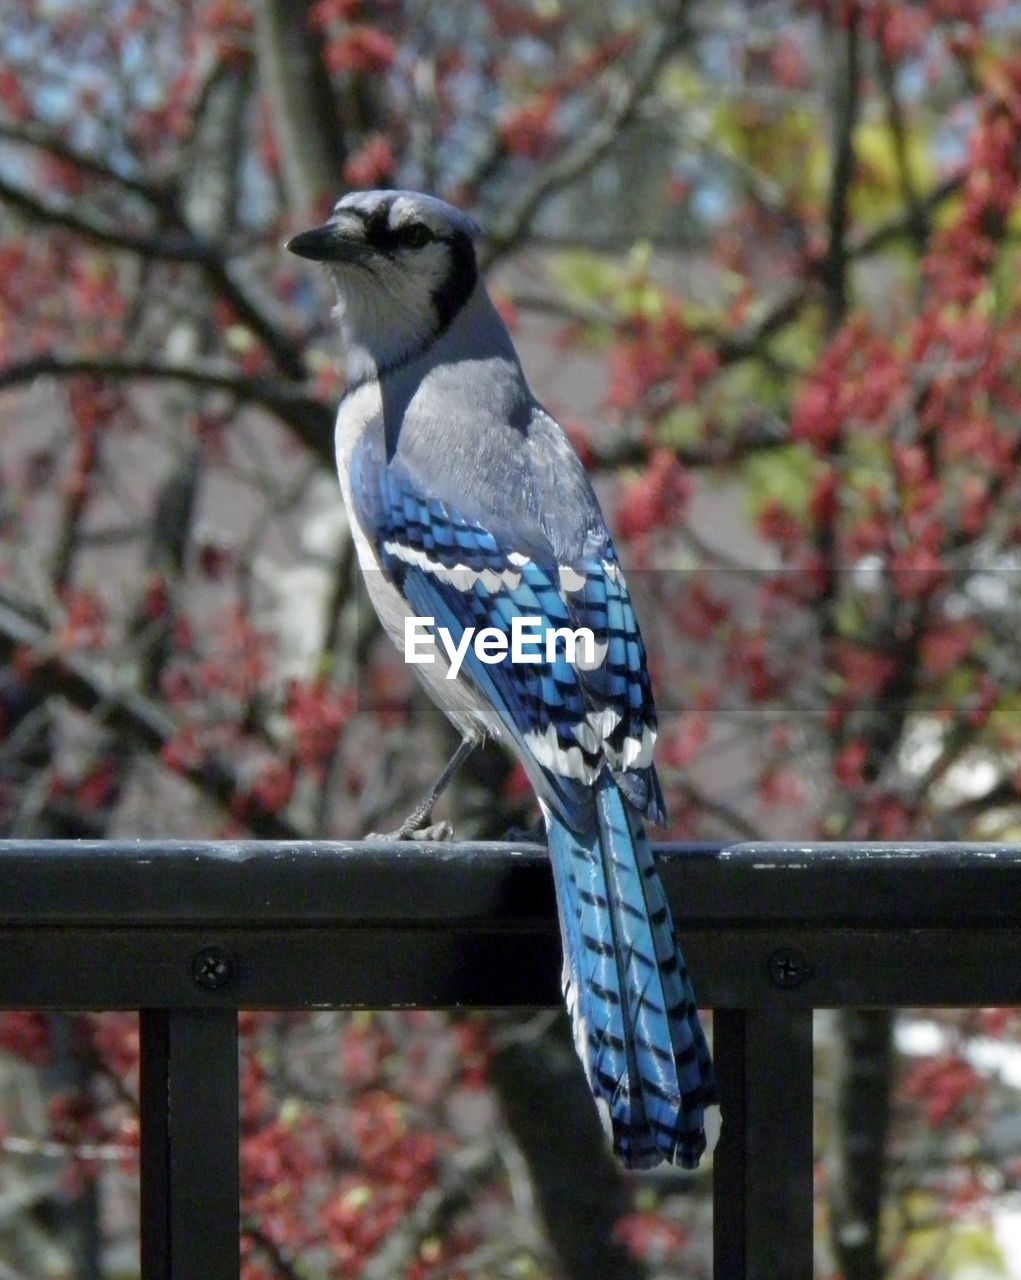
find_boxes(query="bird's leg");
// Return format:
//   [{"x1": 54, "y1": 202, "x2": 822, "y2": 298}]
[{"x1": 373, "y1": 736, "x2": 478, "y2": 841}]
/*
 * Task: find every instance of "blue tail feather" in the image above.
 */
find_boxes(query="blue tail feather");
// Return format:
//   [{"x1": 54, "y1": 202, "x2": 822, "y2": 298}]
[{"x1": 546, "y1": 771, "x2": 717, "y2": 1169}]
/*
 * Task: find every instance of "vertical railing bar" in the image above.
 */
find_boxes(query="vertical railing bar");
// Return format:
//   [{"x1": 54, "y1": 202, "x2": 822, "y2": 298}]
[
  {"x1": 713, "y1": 1009, "x2": 814, "y2": 1279},
  {"x1": 140, "y1": 1009, "x2": 171, "y2": 1280},
  {"x1": 713, "y1": 1009, "x2": 747, "y2": 1279},
  {"x1": 167, "y1": 1008, "x2": 240, "y2": 1280},
  {"x1": 746, "y1": 1008, "x2": 814, "y2": 1279}
]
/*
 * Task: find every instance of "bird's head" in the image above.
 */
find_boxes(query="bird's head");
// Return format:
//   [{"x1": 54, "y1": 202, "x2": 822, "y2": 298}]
[{"x1": 287, "y1": 189, "x2": 482, "y2": 381}]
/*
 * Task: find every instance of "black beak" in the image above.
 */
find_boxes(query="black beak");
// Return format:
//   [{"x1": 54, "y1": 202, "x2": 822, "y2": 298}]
[{"x1": 286, "y1": 223, "x2": 344, "y2": 261}]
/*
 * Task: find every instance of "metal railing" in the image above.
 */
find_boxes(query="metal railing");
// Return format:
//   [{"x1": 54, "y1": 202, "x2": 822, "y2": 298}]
[{"x1": 1, "y1": 838, "x2": 1020, "y2": 1280}]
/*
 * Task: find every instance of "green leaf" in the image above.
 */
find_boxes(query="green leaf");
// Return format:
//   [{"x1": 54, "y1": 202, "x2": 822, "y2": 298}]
[
  {"x1": 742, "y1": 443, "x2": 816, "y2": 517},
  {"x1": 550, "y1": 251, "x2": 626, "y2": 303},
  {"x1": 850, "y1": 119, "x2": 936, "y2": 223},
  {"x1": 657, "y1": 405, "x2": 703, "y2": 447}
]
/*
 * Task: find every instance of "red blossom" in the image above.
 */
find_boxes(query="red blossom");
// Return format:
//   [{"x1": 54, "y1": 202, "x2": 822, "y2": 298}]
[
  {"x1": 757, "y1": 498, "x2": 803, "y2": 552},
  {"x1": 454, "y1": 1017, "x2": 493, "y2": 1089},
  {"x1": 923, "y1": 61, "x2": 1021, "y2": 304},
  {"x1": 340, "y1": 1019, "x2": 395, "y2": 1088},
  {"x1": 845, "y1": 514, "x2": 889, "y2": 558},
  {"x1": 0, "y1": 1012, "x2": 51, "y2": 1065},
  {"x1": 286, "y1": 678, "x2": 355, "y2": 775},
  {"x1": 833, "y1": 642, "x2": 896, "y2": 698},
  {"x1": 979, "y1": 1008, "x2": 1015, "y2": 1037},
  {"x1": 485, "y1": 0, "x2": 566, "y2": 38},
  {"x1": 861, "y1": 2, "x2": 931, "y2": 61},
  {"x1": 889, "y1": 544, "x2": 946, "y2": 600},
  {"x1": 920, "y1": 620, "x2": 981, "y2": 677},
  {"x1": 241, "y1": 1119, "x2": 313, "y2": 1195},
  {"x1": 57, "y1": 589, "x2": 107, "y2": 651},
  {"x1": 769, "y1": 33, "x2": 807, "y2": 88},
  {"x1": 309, "y1": 0, "x2": 361, "y2": 26},
  {"x1": 66, "y1": 377, "x2": 126, "y2": 435},
  {"x1": 143, "y1": 571, "x2": 169, "y2": 620},
  {"x1": 0, "y1": 69, "x2": 29, "y2": 117},
  {"x1": 614, "y1": 1210, "x2": 689, "y2": 1262},
  {"x1": 834, "y1": 739, "x2": 868, "y2": 790},
  {"x1": 344, "y1": 134, "x2": 397, "y2": 187},
  {"x1": 160, "y1": 729, "x2": 203, "y2": 773},
  {"x1": 808, "y1": 466, "x2": 838, "y2": 525},
  {"x1": 248, "y1": 761, "x2": 295, "y2": 814},
  {"x1": 76, "y1": 759, "x2": 121, "y2": 813},
  {"x1": 871, "y1": 794, "x2": 916, "y2": 840},
  {"x1": 902, "y1": 1053, "x2": 984, "y2": 1128},
  {"x1": 606, "y1": 305, "x2": 717, "y2": 416},
  {"x1": 674, "y1": 578, "x2": 730, "y2": 642},
  {"x1": 498, "y1": 93, "x2": 558, "y2": 159},
  {"x1": 660, "y1": 711, "x2": 709, "y2": 771},
  {"x1": 726, "y1": 628, "x2": 780, "y2": 702},
  {"x1": 791, "y1": 319, "x2": 907, "y2": 451},
  {"x1": 758, "y1": 766, "x2": 806, "y2": 807},
  {"x1": 325, "y1": 25, "x2": 397, "y2": 74},
  {"x1": 89, "y1": 1014, "x2": 140, "y2": 1080},
  {"x1": 616, "y1": 449, "x2": 692, "y2": 541}
]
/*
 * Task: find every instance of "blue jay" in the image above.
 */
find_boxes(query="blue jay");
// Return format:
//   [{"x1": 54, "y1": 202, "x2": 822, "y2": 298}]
[{"x1": 288, "y1": 190, "x2": 718, "y2": 1169}]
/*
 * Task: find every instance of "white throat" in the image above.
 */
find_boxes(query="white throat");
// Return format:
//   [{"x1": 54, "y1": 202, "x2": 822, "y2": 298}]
[
  {"x1": 334, "y1": 270, "x2": 512, "y2": 389},
  {"x1": 330, "y1": 239, "x2": 451, "y2": 386}
]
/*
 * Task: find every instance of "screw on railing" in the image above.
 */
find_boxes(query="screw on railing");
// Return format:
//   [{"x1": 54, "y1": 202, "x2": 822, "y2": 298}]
[
  {"x1": 190, "y1": 946, "x2": 234, "y2": 990},
  {"x1": 769, "y1": 947, "x2": 811, "y2": 990}
]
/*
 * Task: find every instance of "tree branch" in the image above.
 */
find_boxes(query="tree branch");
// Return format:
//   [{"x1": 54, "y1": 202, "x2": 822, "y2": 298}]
[
  {"x1": 876, "y1": 47, "x2": 928, "y2": 254},
  {"x1": 672, "y1": 777, "x2": 766, "y2": 840},
  {"x1": 481, "y1": 12, "x2": 692, "y2": 269},
  {"x1": 0, "y1": 351, "x2": 333, "y2": 466},
  {"x1": 0, "y1": 175, "x2": 218, "y2": 263},
  {"x1": 822, "y1": 7, "x2": 862, "y2": 332},
  {"x1": 0, "y1": 178, "x2": 307, "y2": 379},
  {"x1": 253, "y1": 0, "x2": 347, "y2": 215},
  {"x1": 0, "y1": 591, "x2": 306, "y2": 840},
  {"x1": 0, "y1": 116, "x2": 172, "y2": 203},
  {"x1": 488, "y1": 1014, "x2": 651, "y2": 1280}
]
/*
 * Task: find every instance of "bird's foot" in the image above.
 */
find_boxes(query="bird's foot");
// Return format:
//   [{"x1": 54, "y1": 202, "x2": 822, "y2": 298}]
[
  {"x1": 402, "y1": 819, "x2": 454, "y2": 842},
  {"x1": 367, "y1": 816, "x2": 454, "y2": 842}
]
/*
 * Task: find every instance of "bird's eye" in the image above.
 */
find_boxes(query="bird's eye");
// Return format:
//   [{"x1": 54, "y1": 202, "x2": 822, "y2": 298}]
[{"x1": 403, "y1": 223, "x2": 432, "y2": 249}]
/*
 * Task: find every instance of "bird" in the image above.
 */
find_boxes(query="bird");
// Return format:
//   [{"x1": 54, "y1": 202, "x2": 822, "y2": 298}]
[{"x1": 287, "y1": 189, "x2": 719, "y2": 1169}]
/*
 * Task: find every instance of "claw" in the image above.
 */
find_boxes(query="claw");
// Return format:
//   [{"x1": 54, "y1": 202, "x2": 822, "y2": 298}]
[
  {"x1": 367, "y1": 816, "x2": 455, "y2": 842},
  {"x1": 405, "y1": 820, "x2": 454, "y2": 842}
]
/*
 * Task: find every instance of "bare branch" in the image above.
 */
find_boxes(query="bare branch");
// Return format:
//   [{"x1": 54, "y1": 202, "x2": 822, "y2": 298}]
[
  {"x1": 253, "y1": 0, "x2": 347, "y2": 214},
  {"x1": 876, "y1": 46, "x2": 928, "y2": 253},
  {"x1": 0, "y1": 116, "x2": 172, "y2": 203},
  {"x1": 0, "y1": 591, "x2": 307, "y2": 840},
  {"x1": 0, "y1": 178, "x2": 307, "y2": 379},
  {"x1": 672, "y1": 777, "x2": 766, "y2": 841},
  {"x1": 822, "y1": 6, "x2": 862, "y2": 332},
  {"x1": 481, "y1": 13, "x2": 692, "y2": 269},
  {"x1": 0, "y1": 351, "x2": 333, "y2": 465},
  {"x1": 0, "y1": 175, "x2": 217, "y2": 263}
]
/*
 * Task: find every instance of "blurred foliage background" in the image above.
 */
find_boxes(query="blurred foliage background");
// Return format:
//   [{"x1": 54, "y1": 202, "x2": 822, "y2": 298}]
[{"x1": 2, "y1": 0, "x2": 1021, "y2": 1276}]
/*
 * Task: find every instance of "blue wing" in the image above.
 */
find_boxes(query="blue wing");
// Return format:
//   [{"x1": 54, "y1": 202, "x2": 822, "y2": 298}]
[{"x1": 350, "y1": 442, "x2": 664, "y2": 830}]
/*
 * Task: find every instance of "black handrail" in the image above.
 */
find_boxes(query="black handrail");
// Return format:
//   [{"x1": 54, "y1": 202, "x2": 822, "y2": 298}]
[{"x1": 2, "y1": 839, "x2": 1020, "y2": 1279}]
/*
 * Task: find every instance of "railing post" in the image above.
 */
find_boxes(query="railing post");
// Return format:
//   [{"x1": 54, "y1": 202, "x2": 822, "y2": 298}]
[
  {"x1": 713, "y1": 1008, "x2": 814, "y2": 1280},
  {"x1": 140, "y1": 1009, "x2": 240, "y2": 1280}
]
